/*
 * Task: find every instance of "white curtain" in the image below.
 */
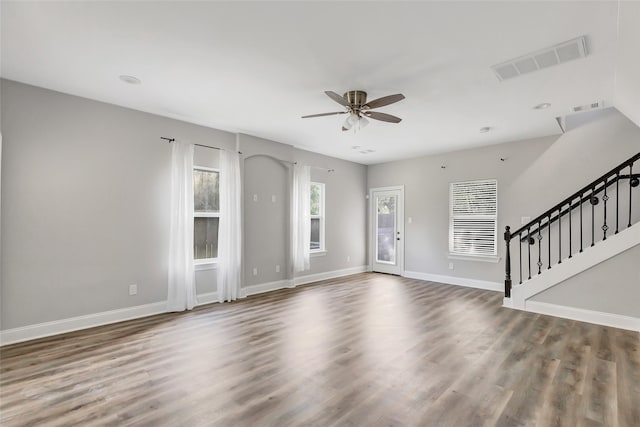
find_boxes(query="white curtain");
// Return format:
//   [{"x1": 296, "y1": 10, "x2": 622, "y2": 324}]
[
  {"x1": 217, "y1": 150, "x2": 242, "y2": 302},
  {"x1": 292, "y1": 164, "x2": 311, "y2": 272},
  {"x1": 167, "y1": 141, "x2": 197, "y2": 311}
]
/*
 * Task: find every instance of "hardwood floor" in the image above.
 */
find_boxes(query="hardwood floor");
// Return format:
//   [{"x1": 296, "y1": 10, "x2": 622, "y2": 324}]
[{"x1": 1, "y1": 273, "x2": 639, "y2": 426}]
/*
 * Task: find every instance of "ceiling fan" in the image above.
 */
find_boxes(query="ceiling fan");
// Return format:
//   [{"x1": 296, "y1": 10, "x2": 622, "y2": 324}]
[{"x1": 302, "y1": 90, "x2": 405, "y2": 131}]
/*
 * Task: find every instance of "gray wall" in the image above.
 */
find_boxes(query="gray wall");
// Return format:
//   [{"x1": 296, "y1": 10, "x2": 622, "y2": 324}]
[
  {"x1": 292, "y1": 147, "x2": 368, "y2": 276},
  {"x1": 530, "y1": 244, "x2": 640, "y2": 317},
  {"x1": 0, "y1": 79, "x2": 236, "y2": 329},
  {"x1": 614, "y1": 0, "x2": 640, "y2": 127},
  {"x1": 239, "y1": 134, "x2": 368, "y2": 287},
  {"x1": 0, "y1": 80, "x2": 368, "y2": 330},
  {"x1": 368, "y1": 108, "x2": 640, "y2": 284}
]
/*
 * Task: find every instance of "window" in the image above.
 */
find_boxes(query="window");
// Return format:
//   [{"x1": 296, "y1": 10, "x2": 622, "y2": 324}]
[
  {"x1": 193, "y1": 167, "x2": 219, "y2": 262},
  {"x1": 449, "y1": 179, "x2": 497, "y2": 258},
  {"x1": 310, "y1": 182, "x2": 325, "y2": 252}
]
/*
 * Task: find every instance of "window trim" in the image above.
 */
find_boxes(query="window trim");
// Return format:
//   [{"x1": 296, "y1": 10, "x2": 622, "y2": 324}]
[
  {"x1": 310, "y1": 181, "x2": 326, "y2": 253},
  {"x1": 193, "y1": 165, "x2": 220, "y2": 264},
  {"x1": 448, "y1": 179, "x2": 498, "y2": 260}
]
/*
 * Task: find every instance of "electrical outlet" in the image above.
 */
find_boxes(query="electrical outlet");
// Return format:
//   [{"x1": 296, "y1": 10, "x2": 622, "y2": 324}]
[
  {"x1": 275, "y1": 264, "x2": 280, "y2": 273},
  {"x1": 252, "y1": 267, "x2": 258, "y2": 276},
  {"x1": 129, "y1": 284, "x2": 138, "y2": 295},
  {"x1": 347, "y1": 255, "x2": 351, "y2": 262},
  {"x1": 448, "y1": 262, "x2": 454, "y2": 270},
  {"x1": 271, "y1": 195, "x2": 276, "y2": 203},
  {"x1": 253, "y1": 194, "x2": 258, "y2": 202},
  {"x1": 408, "y1": 217, "x2": 413, "y2": 224}
]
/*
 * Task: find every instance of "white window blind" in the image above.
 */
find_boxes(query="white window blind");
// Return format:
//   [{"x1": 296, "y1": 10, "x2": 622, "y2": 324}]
[{"x1": 449, "y1": 179, "x2": 498, "y2": 257}]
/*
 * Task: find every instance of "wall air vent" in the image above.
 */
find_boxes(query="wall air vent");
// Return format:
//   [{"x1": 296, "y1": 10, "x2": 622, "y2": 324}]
[{"x1": 491, "y1": 36, "x2": 588, "y2": 81}]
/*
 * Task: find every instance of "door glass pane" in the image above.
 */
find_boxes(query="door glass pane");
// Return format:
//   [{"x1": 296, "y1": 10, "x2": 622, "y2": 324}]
[
  {"x1": 194, "y1": 217, "x2": 219, "y2": 259},
  {"x1": 376, "y1": 195, "x2": 396, "y2": 263}
]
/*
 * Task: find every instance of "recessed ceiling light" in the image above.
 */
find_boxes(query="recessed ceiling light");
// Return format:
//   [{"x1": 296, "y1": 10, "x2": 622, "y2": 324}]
[
  {"x1": 119, "y1": 75, "x2": 141, "y2": 85},
  {"x1": 533, "y1": 102, "x2": 551, "y2": 110},
  {"x1": 479, "y1": 126, "x2": 491, "y2": 133}
]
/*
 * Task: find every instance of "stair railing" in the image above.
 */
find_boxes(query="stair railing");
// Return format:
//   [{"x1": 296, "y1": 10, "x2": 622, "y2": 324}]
[{"x1": 504, "y1": 152, "x2": 640, "y2": 298}]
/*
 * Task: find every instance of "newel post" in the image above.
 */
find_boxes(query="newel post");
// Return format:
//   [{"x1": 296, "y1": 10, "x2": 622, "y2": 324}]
[{"x1": 504, "y1": 226, "x2": 512, "y2": 298}]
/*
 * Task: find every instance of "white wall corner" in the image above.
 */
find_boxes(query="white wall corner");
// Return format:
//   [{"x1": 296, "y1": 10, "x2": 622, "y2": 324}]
[
  {"x1": 524, "y1": 300, "x2": 640, "y2": 332},
  {"x1": 403, "y1": 271, "x2": 503, "y2": 292}
]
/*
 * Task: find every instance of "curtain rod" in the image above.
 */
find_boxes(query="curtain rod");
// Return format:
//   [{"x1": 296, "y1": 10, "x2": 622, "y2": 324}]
[
  {"x1": 162, "y1": 137, "x2": 333, "y2": 172},
  {"x1": 161, "y1": 137, "x2": 242, "y2": 154}
]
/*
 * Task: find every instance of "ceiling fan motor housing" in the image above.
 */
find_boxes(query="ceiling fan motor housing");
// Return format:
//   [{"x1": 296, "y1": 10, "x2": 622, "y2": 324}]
[{"x1": 344, "y1": 90, "x2": 367, "y2": 108}]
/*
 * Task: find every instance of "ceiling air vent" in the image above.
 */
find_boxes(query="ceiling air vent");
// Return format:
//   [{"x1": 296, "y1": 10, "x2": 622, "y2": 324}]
[
  {"x1": 572, "y1": 101, "x2": 603, "y2": 112},
  {"x1": 491, "y1": 36, "x2": 588, "y2": 81}
]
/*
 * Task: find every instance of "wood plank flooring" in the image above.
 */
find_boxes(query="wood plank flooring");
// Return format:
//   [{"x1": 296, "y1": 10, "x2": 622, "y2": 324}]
[{"x1": 1, "y1": 273, "x2": 639, "y2": 426}]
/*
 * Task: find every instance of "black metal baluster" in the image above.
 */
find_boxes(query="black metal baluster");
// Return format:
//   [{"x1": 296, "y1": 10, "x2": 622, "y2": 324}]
[
  {"x1": 615, "y1": 171, "x2": 619, "y2": 234},
  {"x1": 602, "y1": 180, "x2": 609, "y2": 240},
  {"x1": 537, "y1": 222, "x2": 542, "y2": 275},
  {"x1": 580, "y1": 193, "x2": 583, "y2": 253},
  {"x1": 527, "y1": 226, "x2": 531, "y2": 280},
  {"x1": 518, "y1": 232, "x2": 522, "y2": 285},
  {"x1": 504, "y1": 226, "x2": 512, "y2": 298},
  {"x1": 591, "y1": 187, "x2": 595, "y2": 247},
  {"x1": 558, "y1": 206, "x2": 562, "y2": 264},
  {"x1": 629, "y1": 163, "x2": 634, "y2": 228},
  {"x1": 548, "y1": 214, "x2": 552, "y2": 269},
  {"x1": 568, "y1": 198, "x2": 573, "y2": 259}
]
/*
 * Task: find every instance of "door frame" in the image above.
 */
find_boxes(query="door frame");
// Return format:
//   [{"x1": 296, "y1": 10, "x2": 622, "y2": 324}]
[{"x1": 368, "y1": 185, "x2": 405, "y2": 276}]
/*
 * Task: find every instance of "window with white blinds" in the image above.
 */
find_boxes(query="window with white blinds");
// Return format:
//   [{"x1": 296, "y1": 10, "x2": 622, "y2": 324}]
[{"x1": 449, "y1": 179, "x2": 498, "y2": 257}]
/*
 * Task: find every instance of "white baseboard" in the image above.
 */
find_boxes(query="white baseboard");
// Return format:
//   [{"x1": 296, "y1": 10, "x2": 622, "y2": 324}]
[
  {"x1": 1, "y1": 292, "x2": 218, "y2": 347},
  {"x1": 240, "y1": 266, "x2": 368, "y2": 296},
  {"x1": 293, "y1": 265, "x2": 368, "y2": 286},
  {"x1": 524, "y1": 300, "x2": 640, "y2": 332},
  {"x1": 0, "y1": 301, "x2": 167, "y2": 347},
  {"x1": 196, "y1": 292, "x2": 218, "y2": 305},
  {"x1": 0, "y1": 265, "x2": 369, "y2": 347},
  {"x1": 241, "y1": 279, "x2": 294, "y2": 298},
  {"x1": 403, "y1": 271, "x2": 502, "y2": 292}
]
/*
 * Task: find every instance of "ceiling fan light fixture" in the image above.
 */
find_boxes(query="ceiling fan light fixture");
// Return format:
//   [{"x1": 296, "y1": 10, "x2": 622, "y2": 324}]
[
  {"x1": 304, "y1": 89, "x2": 405, "y2": 131},
  {"x1": 343, "y1": 116, "x2": 353, "y2": 130}
]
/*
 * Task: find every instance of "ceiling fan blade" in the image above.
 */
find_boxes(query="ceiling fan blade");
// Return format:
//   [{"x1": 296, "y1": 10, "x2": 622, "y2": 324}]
[
  {"x1": 364, "y1": 111, "x2": 402, "y2": 123},
  {"x1": 364, "y1": 94, "x2": 405, "y2": 109},
  {"x1": 325, "y1": 91, "x2": 350, "y2": 107},
  {"x1": 301, "y1": 111, "x2": 347, "y2": 118}
]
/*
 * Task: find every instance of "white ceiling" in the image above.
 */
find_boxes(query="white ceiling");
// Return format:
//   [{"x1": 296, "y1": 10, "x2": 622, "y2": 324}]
[{"x1": 0, "y1": 1, "x2": 622, "y2": 164}]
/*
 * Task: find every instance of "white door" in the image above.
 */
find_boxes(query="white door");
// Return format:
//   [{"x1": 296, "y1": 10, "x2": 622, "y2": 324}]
[{"x1": 370, "y1": 187, "x2": 404, "y2": 275}]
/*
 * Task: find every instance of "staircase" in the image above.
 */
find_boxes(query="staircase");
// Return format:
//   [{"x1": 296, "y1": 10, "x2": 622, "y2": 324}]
[{"x1": 502, "y1": 152, "x2": 640, "y2": 323}]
